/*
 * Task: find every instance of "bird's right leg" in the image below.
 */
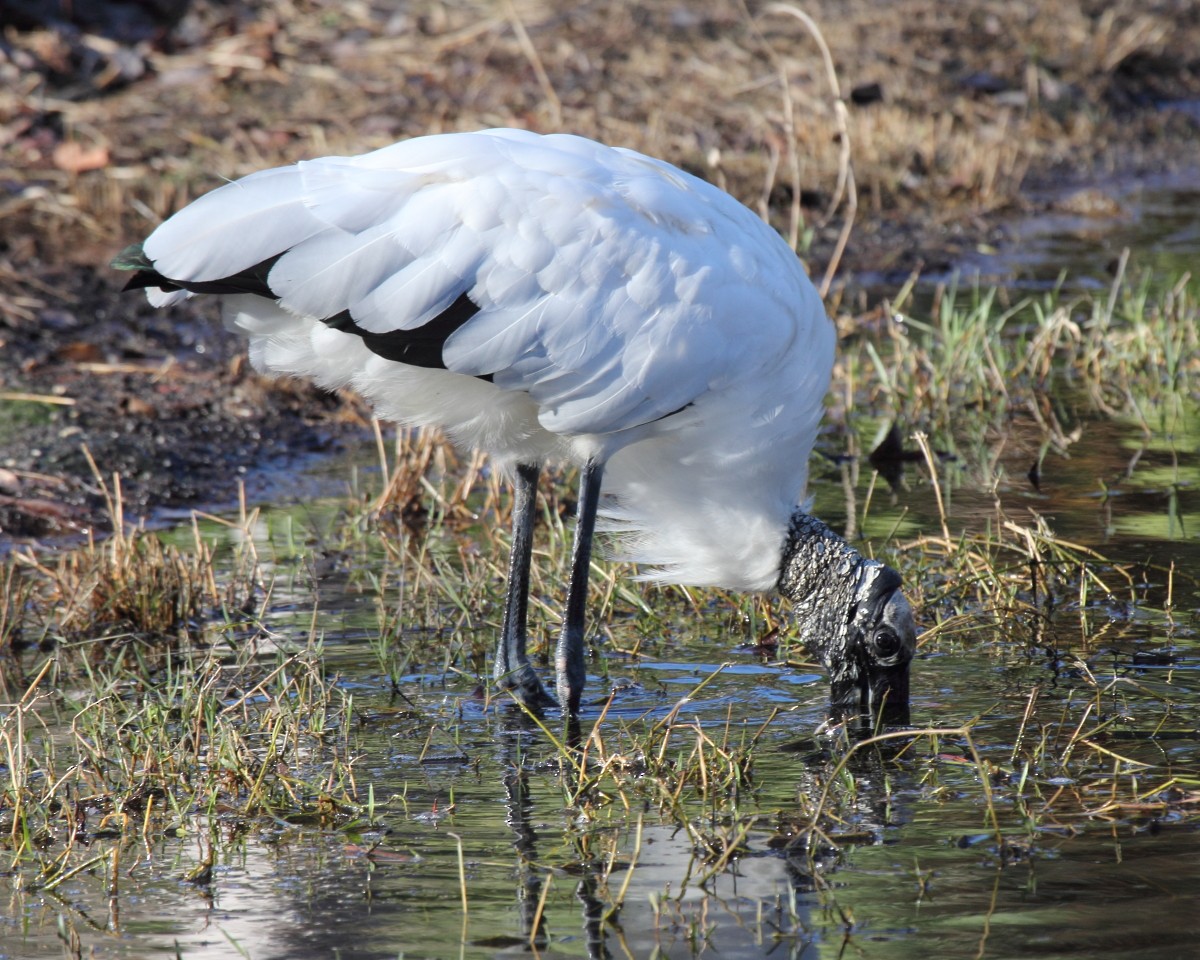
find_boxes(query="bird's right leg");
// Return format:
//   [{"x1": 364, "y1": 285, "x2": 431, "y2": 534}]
[
  {"x1": 493, "y1": 462, "x2": 557, "y2": 709},
  {"x1": 555, "y1": 458, "x2": 604, "y2": 716}
]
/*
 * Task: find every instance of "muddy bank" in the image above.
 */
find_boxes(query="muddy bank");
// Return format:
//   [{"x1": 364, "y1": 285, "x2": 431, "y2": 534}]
[{"x1": 1, "y1": 0, "x2": 1198, "y2": 542}]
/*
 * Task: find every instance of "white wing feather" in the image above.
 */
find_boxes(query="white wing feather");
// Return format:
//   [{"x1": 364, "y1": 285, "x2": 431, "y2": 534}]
[{"x1": 144, "y1": 167, "x2": 321, "y2": 281}]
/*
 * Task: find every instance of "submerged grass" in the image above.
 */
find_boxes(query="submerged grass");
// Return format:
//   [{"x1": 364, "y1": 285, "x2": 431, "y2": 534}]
[
  {"x1": 3, "y1": 639, "x2": 359, "y2": 876},
  {"x1": 2, "y1": 272, "x2": 1199, "y2": 954}
]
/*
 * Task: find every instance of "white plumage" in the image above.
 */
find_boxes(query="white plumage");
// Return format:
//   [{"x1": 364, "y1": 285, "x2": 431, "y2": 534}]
[{"x1": 120, "y1": 128, "x2": 914, "y2": 718}]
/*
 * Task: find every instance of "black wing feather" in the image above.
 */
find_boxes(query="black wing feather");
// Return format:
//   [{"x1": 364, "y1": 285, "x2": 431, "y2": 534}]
[{"x1": 114, "y1": 248, "x2": 483, "y2": 373}]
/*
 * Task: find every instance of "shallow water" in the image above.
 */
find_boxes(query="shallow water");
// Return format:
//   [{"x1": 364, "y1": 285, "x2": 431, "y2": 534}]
[
  {"x1": 960, "y1": 171, "x2": 1200, "y2": 290},
  {"x1": 5, "y1": 185, "x2": 1200, "y2": 959},
  {"x1": 8, "y1": 401, "x2": 1198, "y2": 960}
]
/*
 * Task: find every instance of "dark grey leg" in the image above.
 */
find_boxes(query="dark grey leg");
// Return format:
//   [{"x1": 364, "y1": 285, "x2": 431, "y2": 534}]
[
  {"x1": 556, "y1": 459, "x2": 605, "y2": 715},
  {"x1": 494, "y1": 462, "x2": 556, "y2": 709}
]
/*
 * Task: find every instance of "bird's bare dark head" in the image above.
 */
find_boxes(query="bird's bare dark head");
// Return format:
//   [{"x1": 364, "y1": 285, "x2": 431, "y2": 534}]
[
  {"x1": 832, "y1": 564, "x2": 915, "y2": 722},
  {"x1": 777, "y1": 514, "x2": 917, "y2": 723}
]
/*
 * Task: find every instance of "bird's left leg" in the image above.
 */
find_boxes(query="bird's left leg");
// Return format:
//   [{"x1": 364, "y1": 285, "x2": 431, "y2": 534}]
[
  {"x1": 494, "y1": 462, "x2": 556, "y2": 709},
  {"x1": 556, "y1": 458, "x2": 605, "y2": 715}
]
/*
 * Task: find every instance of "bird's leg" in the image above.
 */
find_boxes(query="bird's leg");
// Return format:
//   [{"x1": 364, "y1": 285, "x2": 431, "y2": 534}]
[
  {"x1": 556, "y1": 458, "x2": 605, "y2": 715},
  {"x1": 494, "y1": 462, "x2": 556, "y2": 709}
]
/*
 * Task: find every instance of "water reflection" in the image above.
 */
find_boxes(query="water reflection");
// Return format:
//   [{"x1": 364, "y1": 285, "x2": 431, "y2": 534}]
[
  {"x1": 896, "y1": 174, "x2": 1200, "y2": 290},
  {"x1": 487, "y1": 718, "x2": 834, "y2": 960},
  {"x1": 9, "y1": 548, "x2": 1199, "y2": 959},
  {"x1": 820, "y1": 402, "x2": 1200, "y2": 613}
]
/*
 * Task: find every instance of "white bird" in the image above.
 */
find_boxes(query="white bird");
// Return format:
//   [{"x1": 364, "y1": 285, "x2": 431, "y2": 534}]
[{"x1": 116, "y1": 128, "x2": 916, "y2": 718}]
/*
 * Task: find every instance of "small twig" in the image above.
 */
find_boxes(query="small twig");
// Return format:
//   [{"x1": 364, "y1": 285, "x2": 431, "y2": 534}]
[
  {"x1": 505, "y1": 0, "x2": 562, "y2": 127},
  {"x1": 764, "y1": 3, "x2": 858, "y2": 296},
  {"x1": 372, "y1": 418, "x2": 391, "y2": 493},
  {"x1": 448, "y1": 832, "x2": 469, "y2": 915},
  {"x1": 735, "y1": 0, "x2": 802, "y2": 249},
  {"x1": 612, "y1": 812, "x2": 644, "y2": 910},
  {"x1": 0, "y1": 392, "x2": 75, "y2": 405},
  {"x1": 529, "y1": 869, "x2": 552, "y2": 947},
  {"x1": 914, "y1": 431, "x2": 951, "y2": 544},
  {"x1": 43, "y1": 853, "x2": 109, "y2": 892},
  {"x1": 1010, "y1": 685, "x2": 1039, "y2": 766}
]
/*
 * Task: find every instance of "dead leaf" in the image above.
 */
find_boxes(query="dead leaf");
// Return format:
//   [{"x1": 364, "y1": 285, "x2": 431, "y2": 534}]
[
  {"x1": 54, "y1": 341, "x2": 104, "y2": 363},
  {"x1": 121, "y1": 396, "x2": 156, "y2": 417},
  {"x1": 52, "y1": 142, "x2": 110, "y2": 174}
]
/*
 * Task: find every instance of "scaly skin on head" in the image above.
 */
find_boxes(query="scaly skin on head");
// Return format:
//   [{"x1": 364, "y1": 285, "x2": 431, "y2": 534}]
[{"x1": 777, "y1": 513, "x2": 915, "y2": 720}]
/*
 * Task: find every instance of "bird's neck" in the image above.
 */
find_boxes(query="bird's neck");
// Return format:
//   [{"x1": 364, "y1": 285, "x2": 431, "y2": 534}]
[{"x1": 776, "y1": 511, "x2": 871, "y2": 662}]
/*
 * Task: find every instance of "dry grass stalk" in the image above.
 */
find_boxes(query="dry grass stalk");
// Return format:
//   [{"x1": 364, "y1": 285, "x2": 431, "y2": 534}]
[{"x1": 762, "y1": 3, "x2": 858, "y2": 293}]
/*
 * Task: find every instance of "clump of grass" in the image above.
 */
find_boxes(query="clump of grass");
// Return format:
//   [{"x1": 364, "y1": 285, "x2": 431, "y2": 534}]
[
  {"x1": 3, "y1": 465, "x2": 263, "y2": 658},
  {"x1": 568, "y1": 676, "x2": 763, "y2": 798},
  {"x1": 38, "y1": 526, "x2": 210, "y2": 639},
  {"x1": 0, "y1": 560, "x2": 41, "y2": 663},
  {"x1": 905, "y1": 501, "x2": 1139, "y2": 642},
  {"x1": 843, "y1": 267, "x2": 1199, "y2": 446},
  {"x1": 831, "y1": 268, "x2": 1198, "y2": 658},
  {"x1": 1, "y1": 631, "x2": 366, "y2": 880}
]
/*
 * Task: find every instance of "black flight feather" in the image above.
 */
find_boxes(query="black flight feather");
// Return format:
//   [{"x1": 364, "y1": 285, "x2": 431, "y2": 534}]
[{"x1": 113, "y1": 246, "x2": 483, "y2": 373}]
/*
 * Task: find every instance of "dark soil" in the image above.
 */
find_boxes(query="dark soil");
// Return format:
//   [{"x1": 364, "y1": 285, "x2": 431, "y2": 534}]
[{"x1": 2, "y1": 0, "x2": 1198, "y2": 544}]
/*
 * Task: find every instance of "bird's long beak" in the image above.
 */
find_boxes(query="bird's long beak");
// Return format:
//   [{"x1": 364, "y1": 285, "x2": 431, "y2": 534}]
[
  {"x1": 866, "y1": 661, "x2": 910, "y2": 725},
  {"x1": 827, "y1": 660, "x2": 911, "y2": 724}
]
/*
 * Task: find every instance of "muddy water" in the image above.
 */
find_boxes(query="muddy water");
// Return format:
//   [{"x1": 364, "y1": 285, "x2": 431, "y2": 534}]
[
  {"x1": 8, "y1": 510, "x2": 1197, "y2": 960},
  {"x1": 8, "y1": 406, "x2": 1197, "y2": 960},
  {"x1": 7, "y1": 187, "x2": 1200, "y2": 959},
  {"x1": 961, "y1": 172, "x2": 1200, "y2": 289}
]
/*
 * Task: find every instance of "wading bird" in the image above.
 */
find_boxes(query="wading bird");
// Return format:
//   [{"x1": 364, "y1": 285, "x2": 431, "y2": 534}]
[{"x1": 115, "y1": 128, "x2": 916, "y2": 718}]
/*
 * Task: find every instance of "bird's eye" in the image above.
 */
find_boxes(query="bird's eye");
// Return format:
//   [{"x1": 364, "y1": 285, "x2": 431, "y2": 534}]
[{"x1": 870, "y1": 628, "x2": 903, "y2": 660}]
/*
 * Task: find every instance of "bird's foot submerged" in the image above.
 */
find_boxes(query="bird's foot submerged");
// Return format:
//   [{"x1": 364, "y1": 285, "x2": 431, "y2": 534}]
[{"x1": 494, "y1": 664, "x2": 559, "y2": 712}]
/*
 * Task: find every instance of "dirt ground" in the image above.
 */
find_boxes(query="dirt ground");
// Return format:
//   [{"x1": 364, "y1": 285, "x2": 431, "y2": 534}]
[{"x1": 1, "y1": 0, "x2": 1198, "y2": 542}]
